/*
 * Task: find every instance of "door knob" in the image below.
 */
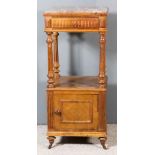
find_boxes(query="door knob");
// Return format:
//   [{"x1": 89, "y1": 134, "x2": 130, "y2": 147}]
[{"x1": 53, "y1": 110, "x2": 61, "y2": 115}]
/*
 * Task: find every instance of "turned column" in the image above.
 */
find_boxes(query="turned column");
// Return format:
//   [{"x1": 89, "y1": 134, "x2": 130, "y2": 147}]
[
  {"x1": 99, "y1": 32, "x2": 106, "y2": 87},
  {"x1": 53, "y1": 32, "x2": 60, "y2": 79},
  {"x1": 46, "y1": 32, "x2": 54, "y2": 88}
]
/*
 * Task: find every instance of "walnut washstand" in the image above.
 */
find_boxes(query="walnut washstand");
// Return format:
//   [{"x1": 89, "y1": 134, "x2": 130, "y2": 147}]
[{"x1": 43, "y1": 8, "x2": 108, "y2": 149}]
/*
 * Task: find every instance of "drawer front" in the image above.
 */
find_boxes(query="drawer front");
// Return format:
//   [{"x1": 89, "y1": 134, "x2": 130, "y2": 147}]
[
  {"x1": 53, "y1": 93, "x2": 99, "y2": 130},
  {"x1": 45, "y1": 17, "x2": 100, "y2": 29}
]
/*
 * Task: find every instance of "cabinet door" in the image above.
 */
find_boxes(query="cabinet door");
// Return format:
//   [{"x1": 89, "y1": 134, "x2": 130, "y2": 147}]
[{"x1": 53, "y1": 93, "x2": 98, "y2": 130}]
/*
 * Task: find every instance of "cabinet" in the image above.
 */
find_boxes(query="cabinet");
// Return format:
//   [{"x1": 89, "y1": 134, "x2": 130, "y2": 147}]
[{"x1": 43, "y1": 8, "x2": 108, "y2": 149}]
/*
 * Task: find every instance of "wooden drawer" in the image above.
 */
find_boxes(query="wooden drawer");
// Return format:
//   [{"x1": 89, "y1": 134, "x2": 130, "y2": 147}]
[
  {"x1": 44, "y1": 16, "x2": 107, "y2": 31},
  {"x1": 51, "y1": 17, "x2": 99, "y2": 29},
  {"x1": 52, "y1": 91, "x2": 99, "y2": 131}
]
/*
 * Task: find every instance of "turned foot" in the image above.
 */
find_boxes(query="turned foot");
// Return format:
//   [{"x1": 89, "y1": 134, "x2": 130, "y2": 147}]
[
  {"x1": 47, "y1": 136, "x2": 56, "y2": 149},
  {"x1": 99, "y1": 137, "x2": 108, "y2": 149}
]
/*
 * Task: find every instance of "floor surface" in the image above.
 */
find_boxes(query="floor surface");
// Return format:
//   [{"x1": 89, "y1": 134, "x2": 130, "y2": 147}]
[{"x1": 37, "y1": 124, "x2": 117, "y2": 155}]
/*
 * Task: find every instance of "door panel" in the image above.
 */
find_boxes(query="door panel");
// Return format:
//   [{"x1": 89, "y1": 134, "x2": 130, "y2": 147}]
[
  {"x1": 61, "y1": 99, "x2": 92, "y2": 123},
  {"x1": 53, "y1": 94, "x2": 98, "y2": 130}
]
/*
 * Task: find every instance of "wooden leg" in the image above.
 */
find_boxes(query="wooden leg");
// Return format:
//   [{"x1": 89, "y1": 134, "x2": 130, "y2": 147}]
[
  {"x1": 47, "y1": 136, "x2": 56, "y2": 149},
  {"x1": 99, "y1": 32, "x2": 106, "y2": 88},
  {"x1": 99, "y1": 137, "x2": 108, "y2": 149},
  {"x1": 53, "y1": 32, "x2": 60, "y2": 80},
  {"x1": 46, "y1": 32, "x2": 54, "y2": 88}
]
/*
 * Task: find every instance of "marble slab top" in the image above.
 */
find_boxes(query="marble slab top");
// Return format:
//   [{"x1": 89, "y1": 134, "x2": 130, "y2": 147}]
[{"x1": 44, "y1": 7, "x2": 108, "y2": 15}]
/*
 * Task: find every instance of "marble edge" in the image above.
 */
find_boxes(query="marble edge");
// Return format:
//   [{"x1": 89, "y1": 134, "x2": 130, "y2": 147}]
[{"x1": 44, "y1": 7, "x2": 109, "y2": 15}]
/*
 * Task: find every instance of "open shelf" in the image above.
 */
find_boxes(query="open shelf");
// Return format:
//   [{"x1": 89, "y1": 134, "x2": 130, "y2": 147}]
[{"x1": 48, "y1": 76, "x2": 107, "y2": 90}]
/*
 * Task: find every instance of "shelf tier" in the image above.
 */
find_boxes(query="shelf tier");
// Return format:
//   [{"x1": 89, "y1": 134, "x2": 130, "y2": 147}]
[{"x1": 47, "y1": 76, "x2": 107, "y2": 91}]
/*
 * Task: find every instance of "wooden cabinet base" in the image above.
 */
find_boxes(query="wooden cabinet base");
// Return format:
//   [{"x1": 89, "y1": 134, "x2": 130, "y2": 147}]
[
  {"x1": 46, "y1": 77, "x2": 107, "y2": 149},
  {"x1": 47, "y1": 131, "x2": 107, "y2": 137}
]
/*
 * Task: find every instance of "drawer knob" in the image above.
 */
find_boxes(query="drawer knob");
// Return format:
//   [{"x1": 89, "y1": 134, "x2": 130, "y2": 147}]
[{"x1": 53, "y1": 110, "x2": 61, "y2": 115}]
